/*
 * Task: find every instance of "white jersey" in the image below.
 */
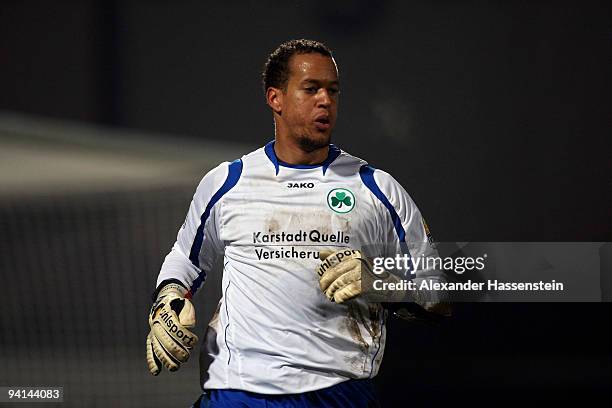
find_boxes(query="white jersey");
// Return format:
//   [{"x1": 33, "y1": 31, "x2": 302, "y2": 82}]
[{"x1": 156, "y1": 141, "x2": 442, "y2": 394}]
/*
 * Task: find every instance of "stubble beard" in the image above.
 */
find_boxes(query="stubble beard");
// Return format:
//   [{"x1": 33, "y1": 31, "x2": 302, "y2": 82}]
[{"x1": 296, "y1": 132, "x2": 331, "y2": 153}]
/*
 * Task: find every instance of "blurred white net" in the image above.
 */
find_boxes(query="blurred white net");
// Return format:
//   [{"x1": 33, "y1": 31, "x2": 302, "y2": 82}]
[{"x1": 0, "y1": 112, "x2": 248, "y2": 407}]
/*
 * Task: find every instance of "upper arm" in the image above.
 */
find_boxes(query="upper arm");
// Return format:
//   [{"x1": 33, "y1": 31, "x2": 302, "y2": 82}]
[
  {"x1": 364, "y1": 167, "x2": 440, "y2": 279},
  {"x1": 158, "y1": 159, "x2": 243, "y2": 293}
]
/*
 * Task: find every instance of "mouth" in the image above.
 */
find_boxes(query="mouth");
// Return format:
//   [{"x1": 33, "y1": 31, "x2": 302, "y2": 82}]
[{"x1": 313, "y1": 115, "x2": 331, "y2": 131}]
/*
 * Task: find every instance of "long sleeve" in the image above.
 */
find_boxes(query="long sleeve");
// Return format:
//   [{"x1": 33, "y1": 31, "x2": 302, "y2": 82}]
[
  {"x1": 361, "y1": 165, "x2": 450, "y2": 312},
  {"x1": 156, "y1": 161, "x2": 235, "y2": 294}
]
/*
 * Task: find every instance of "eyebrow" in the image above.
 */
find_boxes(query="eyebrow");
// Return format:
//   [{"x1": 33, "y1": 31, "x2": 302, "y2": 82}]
[{"x1": 301, "y1": 79, "x2": 340, "y2": 87}]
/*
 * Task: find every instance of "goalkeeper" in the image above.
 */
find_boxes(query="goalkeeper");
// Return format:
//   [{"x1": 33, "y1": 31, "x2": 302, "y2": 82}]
[{"x1": 146, "y1": 39, "x2": 450, "y2": 407}]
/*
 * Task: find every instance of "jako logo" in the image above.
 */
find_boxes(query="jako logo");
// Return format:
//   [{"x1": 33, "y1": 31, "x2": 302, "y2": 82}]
[{"x1": 287, "y1": 182, "x2": 315, "y2": 189}]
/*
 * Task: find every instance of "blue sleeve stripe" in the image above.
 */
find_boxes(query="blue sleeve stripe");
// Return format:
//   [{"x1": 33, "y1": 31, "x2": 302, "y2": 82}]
[
  {"x1": 359, "y1": 164, "x2": 413, "y2": 274},
  {"x1": 189, "y1": 159, "x2": 243, "y2": 293},
  {"x1": 264, "y1": 141, "x2": 280, "y2": 175},
  {"x1": 359, "y1": 165, "x2": 406, "y2": 242},
  {"x1": 322, "y1": 144, "x2": 341, "y2": 175}
]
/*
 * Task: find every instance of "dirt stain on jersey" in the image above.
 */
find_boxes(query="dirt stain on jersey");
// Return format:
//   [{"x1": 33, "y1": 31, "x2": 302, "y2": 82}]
[
  {"x1": 344, "y1": 303, "x2": 384, "y2": 374},
  {"x1": 366, "y1": 304, "x2": 382, "y2": 340},
  {"x1": 307, "y1": 210, "x2": 333, "y2": 235},
  {"x1": 344, "y1": 303, "x2": 368, "y2": 353},
  {"x1": 342, "y1": 303, "x2": 369, "y2": 373},
  {"x1": 332, "y1": 215, "x2": 351, "y2": 233},
  {"x1": 267, "y1": 210, "x2": 333, "y2": 235},
  {"x1": 343, "y1": 354, "x2": 366, "y2": 375},
  {"x1": 267, "y1": 217, "x2": 280, "y2": 233}
]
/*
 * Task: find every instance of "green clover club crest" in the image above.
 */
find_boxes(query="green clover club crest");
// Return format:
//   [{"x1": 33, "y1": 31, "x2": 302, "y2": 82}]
[
  {"x1": 331, "y1": 191, "x2": 351, "y2": 208},
  {"x1": 327, "y1": 188, "x2": 355, "y2": 213}
]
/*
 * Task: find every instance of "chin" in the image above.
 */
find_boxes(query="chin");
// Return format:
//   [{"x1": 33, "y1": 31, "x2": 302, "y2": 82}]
[{"x1": 297, "y1": 132, "x2": 331, "y2": 152}]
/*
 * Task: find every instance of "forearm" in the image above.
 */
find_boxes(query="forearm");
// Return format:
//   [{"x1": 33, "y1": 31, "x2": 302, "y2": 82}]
[{"x1": 156, "y1": 245, "x2": 202, "y2": 294}]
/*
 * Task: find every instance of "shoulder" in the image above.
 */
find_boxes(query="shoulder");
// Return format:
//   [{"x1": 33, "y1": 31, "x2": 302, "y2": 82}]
[
  {"x1": 325, "y1": 147, "x2": 368, "y2": 177},
  {"x1": 193, "y1": 155, "x2": 246, "y2": 201},
  {"x1": 234, "y1": 145, "x2": 277, "y2": 175},
  {"x1": 328, "y1": 147, "x2": 412, "y2": 201},
  {"x1": 355, "y1": 162, "x2": 420, "y2": 220},
  {"x1": 331, "y1": 148, "x2": 402, "y2": 187},
  {"x1": 365, "y1": 167, "x2": 408, "y2": 200},
  {"x1": 197, "y1": 159, "x2": 241, "y2": 188}
]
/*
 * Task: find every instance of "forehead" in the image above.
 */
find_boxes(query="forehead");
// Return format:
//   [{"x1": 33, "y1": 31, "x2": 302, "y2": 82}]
[{"x1": 287, "y1": 53, "x2": 338, "y2": 83}]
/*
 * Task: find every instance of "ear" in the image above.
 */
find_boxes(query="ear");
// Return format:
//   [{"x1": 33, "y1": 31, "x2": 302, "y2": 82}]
[{"x1": 266, "y1": 87, "x2": 283, "y2": 114}]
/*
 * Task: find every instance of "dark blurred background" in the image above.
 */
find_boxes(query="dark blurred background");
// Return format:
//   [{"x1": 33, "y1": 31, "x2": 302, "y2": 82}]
[{"x1": 0, "y1": 1, "x2": 610, "y2": 406}]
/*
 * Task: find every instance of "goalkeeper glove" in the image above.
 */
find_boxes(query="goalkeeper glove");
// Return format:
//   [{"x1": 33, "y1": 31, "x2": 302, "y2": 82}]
[
  {"x1": 316, "y1": 248, "x2": 405, "y2": 303},
  {"x1": 316, "y1": 248, "x2": 452, "y2": 317},
  {"x1": 146, "y1": 283, "x2": 199, "y2": 375}
]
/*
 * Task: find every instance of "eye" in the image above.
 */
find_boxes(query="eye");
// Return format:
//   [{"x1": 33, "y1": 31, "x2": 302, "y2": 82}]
[
  {"x1": 328, "y1": 88, "x2": 340, "y2": 96},
  {"x1": 305, "y1": 87, "x2": 317, "y2": 93}
]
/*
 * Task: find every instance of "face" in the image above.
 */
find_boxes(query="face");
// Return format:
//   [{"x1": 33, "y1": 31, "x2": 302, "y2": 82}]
[{"x1": 271, "y1": 53, "x2": 340, "y2": 151}]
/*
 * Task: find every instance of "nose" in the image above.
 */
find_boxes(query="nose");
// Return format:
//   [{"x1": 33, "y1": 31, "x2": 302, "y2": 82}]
[{"x1": 316, "y1": 89, "x2": 332, "y2": 108}]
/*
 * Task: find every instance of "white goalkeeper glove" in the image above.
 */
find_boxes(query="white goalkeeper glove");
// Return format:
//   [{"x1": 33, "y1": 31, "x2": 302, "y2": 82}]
[
  {"x1": 146, "y1": 283, "x2": 199, "y2": 375},
  {"x1": 316, "y1": 248, "x2": 404, "y2": 303},
  {"x1": 316, "y1": 248, "x2": 451, "y2": 317}
]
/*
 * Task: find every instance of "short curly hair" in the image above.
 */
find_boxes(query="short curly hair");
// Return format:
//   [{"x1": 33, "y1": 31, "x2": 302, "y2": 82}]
[{"x1": 262, "y1": 39, "x2": 333, "y2": 96}]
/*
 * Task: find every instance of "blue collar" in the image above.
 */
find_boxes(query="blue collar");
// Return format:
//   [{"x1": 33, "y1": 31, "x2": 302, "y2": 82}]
[{"x1": 264, "y1": 140, "x2": 341, "y2": 176}]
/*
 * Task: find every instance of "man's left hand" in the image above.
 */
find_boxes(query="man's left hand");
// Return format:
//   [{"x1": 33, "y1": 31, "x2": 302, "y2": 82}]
[{"x1": 316, "y1": 248, "x2": 393, "y2": 303}]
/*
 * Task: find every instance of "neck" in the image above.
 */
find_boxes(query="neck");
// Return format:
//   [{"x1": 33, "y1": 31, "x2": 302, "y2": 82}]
[{"x1": 274, "y1": 134, "x2": 329, "y2": 165}]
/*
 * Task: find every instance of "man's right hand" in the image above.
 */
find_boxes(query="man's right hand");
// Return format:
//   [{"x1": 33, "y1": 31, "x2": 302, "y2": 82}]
[{"x1": 146, "y1": 283, "x2": 199, "y2": 375}]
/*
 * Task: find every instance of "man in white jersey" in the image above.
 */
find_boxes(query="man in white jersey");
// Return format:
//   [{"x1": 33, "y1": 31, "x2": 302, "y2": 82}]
[{"x1": 146, "y1": 39, "x2": 449, "y2": 407}]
